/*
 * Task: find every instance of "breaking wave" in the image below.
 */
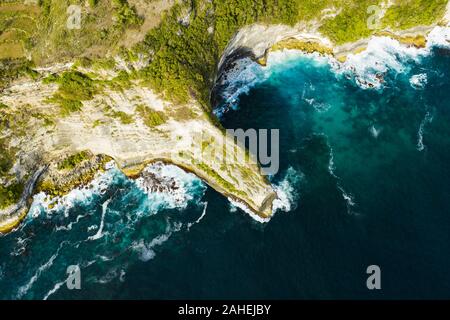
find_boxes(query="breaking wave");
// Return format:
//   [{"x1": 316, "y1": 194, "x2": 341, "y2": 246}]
[
  {"x1": 410, "y1": 73, "x2": 428, "y2": 89},
  {"x1": 3, "y1": 161, "x2": 207, "y2": 299},
  {"x1": 228, "y1": 166, "x2": 303, "y2": 222},
  {"x1": 332, "y1": 26, "x2": 450, "y2": 90},
  {"x1": 215, "y1": 26, "x2": 450, "y2": 115},
  {"x1": 272, "y1": 167, "x2": 303, "y2": 213}
]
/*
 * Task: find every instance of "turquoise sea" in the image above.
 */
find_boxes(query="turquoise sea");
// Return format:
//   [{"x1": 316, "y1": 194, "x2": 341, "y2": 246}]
[{"x1": 1, "y1": 27, "x2": 450, "y2": 299}]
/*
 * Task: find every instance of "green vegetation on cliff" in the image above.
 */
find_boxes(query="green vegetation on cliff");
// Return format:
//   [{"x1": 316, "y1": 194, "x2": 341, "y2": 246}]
[
  {"x1": 137, "y1": 0, "x2": 302, "y2": 106},
  {"x1": 136, "y1": 105, "x2": 167, "y2": 128},
  {"x1": 320, "y1": 0, "x2": 447, "y2": 44},
  {"x1": 110, "y1": 110, "x2": 135, "y2": 124},
  {"x1": 1, "y1": 0, "x2": 448, "y2": 102},
  {"x1": 319, "y1": 0, "x2": 383, "y2": 44},
  {"x1": 0, "y1": 59, "x2": 37, "y2": 90},
  {"x1": 44, "y1": 71, "x2": 99, "y2": 115},
  {"x1": 0, "y1": 182, "x2": 23, "y2": 209},
  {"x1": 57, "y1": 151, "x2": 91, "y2": 170},
  {"x1": 382, "y1": 0, "x2": 447, "y2": 30},
  {"x1": 135, "y1": 0, "x2": 448, "y2": 105},
  {"x1": 112, "y1": 0, "x2": 143, "y2": 27},
  {"x1": 0, "y1": 135, "x2": 22, "y2": 209}
]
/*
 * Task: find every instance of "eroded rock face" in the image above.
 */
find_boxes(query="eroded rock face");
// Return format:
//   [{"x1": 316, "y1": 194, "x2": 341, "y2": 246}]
[
  {"x1": 0, "y1": 63, "x2": 276, "y2": 232},
  {"x1": 139, "y1": 168, "x2": 180, "y2": 195}
]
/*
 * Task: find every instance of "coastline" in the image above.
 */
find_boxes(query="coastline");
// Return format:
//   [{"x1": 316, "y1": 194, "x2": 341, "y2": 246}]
[
  {"x1": 218, "y1": 10, "x2": 450, "y2": 71},
  {"x1": 0, "y1": 156, "x2": 275, "y2": 234},
  {"x1": 2, "y1": 6, "x2": 450, "y2": 234},
  {"x1": 0, "y1": 77, "x2": 277, "y2": 233},
  {"x1": 122, "y1": 158, "x2": 277, "y2": 220},
  {"x1": 0, "y1": 166, "x2": 48, "y2": 233}
]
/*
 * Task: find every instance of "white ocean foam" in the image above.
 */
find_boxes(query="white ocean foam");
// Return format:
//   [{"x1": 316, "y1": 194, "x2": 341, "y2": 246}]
[
  {"x1": 216, "y1": 50, "x2": 328, "y2": 116},
  {"x1": 417, "y1": 110, "x2": 434, "y2": 151},
  {"x1": 215, "y1": 57, "x2": 267, "y2": 115},
  {"x1": 29, "y1": 162, "x2": 206, "y2": 228},
  {"x1": 28, "y1": 164, "x2": 117, "y2": 220},
  {"x1": 88, "y1": 198, "x2": 111, "y2": 241},
  {"x1": 272, "y1": 167, "x2": 302, "y2": 213},
  {"x1": 119, "y1": 269, "x2": 126, "y2": 282},
  {"x1": 332, "y1": 36, "x2": 427, "y2": 90},
  {"x1": 43, "y1": 279, "x2": 66, "y2": 300},
  {"x1": 410, "y1": 73, "x2": 428, "y2": 89},
  {"x1": 132, "y1": 222, "x2": 183, "y2": 262},
  {"x1": 187, "y1": 202, "x2": 208, "y2": 231},
  {"x1": 135, "y1": 162, "x2": 207, "y2": 213},
  {"x1": 228, "y1": 197, "x2": 271, "y2": 223},
  {"x1": 328, "y1": 143, "x2": 336, "y2": 176},
  {"x1": 326, "y1": 140, "x2": 357, "y2": 214},
  {"x1": 10, "y1": 162, "x2": 208, "y2": 299},
  {"x1": 95, "y1": 268, "x2": 122, "y2": 284},
  {"x1": 426, "y1": 26, "x2": 450, "y2": 49},
  {"x1": 338, "y1": 186, "x2": 356, "y2": 207},
  {"x1": 87, "y1": 224, "x2": 98, "y2": 232},
  {"x1": 54, "y1": 212, "x2": 89, "y2": 232},
  {"x1": 89, "y1": 265, "x2": 128, "y2": 285},
  {"x1": 43, "y1": 262, "x2": 92, "y2": 300},
  {"x1": 17, "y1": 241, "x2": 67, "y2": 299},
  {"x1": 370, "y1": 125, "x2": 382, "y2": 138},
  {"x1": 335, "y1": 26, "x2": 450, "y2": 90},
  {"x1": 11, "y1": 235, "x2": 31, "y2": 256},
  {"x1": 218, "y1": 26, "x2": 450, "y2": 108},
  {"x1": 229, "y1": 203, "x2": 238, "y2": 213},
  {"x1": 228, "y1": 167, "x2": 302, "y2": 222},
  {"x1": 304, "y1": 97, "x2": 331, "y2": 112}
]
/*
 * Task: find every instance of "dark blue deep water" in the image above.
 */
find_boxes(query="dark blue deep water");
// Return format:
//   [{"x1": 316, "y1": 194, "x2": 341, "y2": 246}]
[{"x1": 1, "y1": 31, "x2": 450, "y2": 299}]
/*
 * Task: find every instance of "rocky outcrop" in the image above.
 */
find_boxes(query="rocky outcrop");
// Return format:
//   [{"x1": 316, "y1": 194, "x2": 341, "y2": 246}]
[{"x1": 0, "y1": 64, "x2": 276, "y2": 233}]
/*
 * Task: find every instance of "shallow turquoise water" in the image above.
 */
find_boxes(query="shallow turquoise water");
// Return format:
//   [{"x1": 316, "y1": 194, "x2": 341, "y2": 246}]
[{"x1": 1, "y1": 31, "x2": 450, "y2": 299}]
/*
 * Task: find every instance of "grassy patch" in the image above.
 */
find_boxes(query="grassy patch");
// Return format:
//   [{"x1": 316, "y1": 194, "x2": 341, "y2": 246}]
[
  {"x1": 33, "y1": 0, "x2": 124, "y2": 64},
  {"x1": 0, "y1": 182, "x2": 24, "y2": 209},
  {"x1": 110, "y1": 110, "x2": 134, "y2": 124},
  {"x1": 0, "y1": 42, "x2": 24, "y2": 59},
  {"x1": 270, "y1": 38, "x2": 333, "y2": 54},
  {"x1": 136, "y1": 0, "x2": 302, "y2": 106},
  {"x1": 105, "y1": 70, "x2": 133, "y2": 91},
  {"x1": 197, "y1": 162, "x2": 246, "y2": 197},
  {"x1": 136, "y1": 104, "x2": 166, "y2": 128},
  {"x1": 92, "y1": 119, "x2": 104, "y2": 128},
  {"x1": 45, "y1": 71, "x2": 99, "y2": 115},
  {"x1": 57, "y1": 151, "x2": 91, "y2": 170},
  {"x1": 0, "y1": 145, "x2": 14, "y2": 177},
  {"x1": 382, "y1": 0, "x2": 448, "y2": 30},
  {"x1": 0, "y1": 58, "x2": 37, "y2": 90},
  {"x1": 320, "y1": 0, "x2": 447, "y2": 44},
  {"x1": 31, "y1": 112, "x2": 56, "y2": 127},
  {"x1": 319, "y1": 0, "x2": 383, "y2": 45},
  {"x1": 112, "y1": 0, "x2": 143, "y2": 28},
  {"x1": 0, "y1": 1, "x2": 40, "y2": 60}
]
